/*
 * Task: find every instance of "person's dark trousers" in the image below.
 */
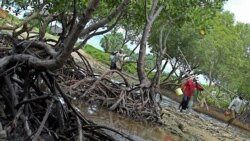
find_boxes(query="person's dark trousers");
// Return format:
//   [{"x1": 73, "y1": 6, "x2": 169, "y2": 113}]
[
  {"x1": 110, "y1": 62, "x2": 117, "y2": 70},
  {"x1": 179, "y1": 95, "x2": 191, "y2": 112}
]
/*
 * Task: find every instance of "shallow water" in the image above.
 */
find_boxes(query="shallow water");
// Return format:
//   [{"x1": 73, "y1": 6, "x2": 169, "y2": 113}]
[
  {"x1": 77, "y1": 96, "x2": 250, "y2": 140},
  {"x1": 78, "y1": 103, "x2": 174, "y2": 141}
]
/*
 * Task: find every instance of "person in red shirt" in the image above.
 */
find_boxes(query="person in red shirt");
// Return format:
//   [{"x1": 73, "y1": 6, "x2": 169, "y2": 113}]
[{"x1": 179, "y1": 76, "x2": 204, "y2": 112}]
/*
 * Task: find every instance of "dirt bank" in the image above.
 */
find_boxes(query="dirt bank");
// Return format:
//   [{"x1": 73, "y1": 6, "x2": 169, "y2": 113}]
[
  {"x1": 161, "y1": 104, "x2": 250, "y2": 141},
  {"x1": 161, "y1": 89, "x2": 250, "y2": 132}
]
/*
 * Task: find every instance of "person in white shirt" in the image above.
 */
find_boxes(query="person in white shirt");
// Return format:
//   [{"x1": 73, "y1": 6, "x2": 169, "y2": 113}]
[
  {"x1": 227, "y1": 96, "x2": 244, "y2": 127},
  {"x1": 110, "y1": 49, "x2": 126, "y2": 71}
]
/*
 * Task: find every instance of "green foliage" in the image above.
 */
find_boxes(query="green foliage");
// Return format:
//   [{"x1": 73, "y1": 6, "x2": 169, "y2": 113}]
[
  {"x1": 156, "y1": 0, "x2": 227, "y2": 32},
  {"x1": 82, "y1": 44, "x2": 138, "y2": 75},
  {"x1": 147, "y1": 71, "x2": 155, "y2": 80},
  {"x1": 113, "y1": 0, "x2": 145, "y2": 45},
  {"x1": 219, "y1": 101, "x2": 230, "y2": 108},
  {"x1": 123, "y1": 63, "x2": 137, "y2": 75},
  {"x1": 82, "y1": 44, "x2": 110, "y2": 65},
  {"x1": 145, "y1": 54, "x2": 155, "y2": 69},
  {"x1": 100, "y1": 32, "x2": 127, "y2": 53},
  {"x1": 129, "y1": 53, "x2": 139, "y2": 61},
  {"x1": 206, "y1": 96, "x2": 230, "y2": 108},
  {"x1": 6, "y1": 14, "x2": 21, "y2": 23},
  {"x1": 195, "y1": 11, "x2": 250, "y2": 100},
  {"x1": 0, "y1": 12, "x2": 21, "y2": 25},
  {"x1": 1, "y1": 0, "x2": 122, "y2": 17},
  {"x1": 160, "y1": 72, "x2": 169, "y2": 82},
  {"x1": 148, "y1": 0, "x2": 227, "y2": 81},
  {"x1": 5, "y1": 0, "x2": 249, "y2": 103}
]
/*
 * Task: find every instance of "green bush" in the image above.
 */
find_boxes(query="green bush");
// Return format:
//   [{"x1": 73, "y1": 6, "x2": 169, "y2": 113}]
[
  {"x1": 82, "y1": 44, "x2": 139, "y2": 74},
  {"x1": 206, "y1": 97, "x2": 214, "y2": 105},
  {"x1": 219, "y1": 101, "x2": 230, "y2": 108},
  {"x1": 0, "y1": 13, "x2": 21, "y2": 25},
  {"x1": 147, "y1": 72, "x2": 155, "y2": 80},
  {"x1": 123, "y1": 63, "x2": 137, "y2": 75},
  {"x1": 82, "y1": 44, "x2": 110, "y2": 65},
  {"x1": 160, "y1": 72, "x2": 169, "y2": 82}
]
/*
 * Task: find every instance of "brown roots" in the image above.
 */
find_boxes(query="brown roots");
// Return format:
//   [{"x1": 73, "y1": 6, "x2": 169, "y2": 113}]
[{"x1": 0, "y1": 34, "x2": 162, "y2": 140}]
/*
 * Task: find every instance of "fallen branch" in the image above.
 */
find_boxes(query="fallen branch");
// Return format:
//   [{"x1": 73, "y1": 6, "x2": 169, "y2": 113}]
[{"x1": 32, "y1": 99, "x2": 54, "y2": 141}]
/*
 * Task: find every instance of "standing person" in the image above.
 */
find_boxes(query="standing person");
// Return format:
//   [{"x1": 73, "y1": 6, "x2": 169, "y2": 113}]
[
  {"x1": 179, "y1": 76, "x2": 204, "y2": 112},
  {"x1": 109, "y1": 52, "x2": 117, "y2": 70},
  {"x1": 226, "y1": 96, "x2": 244, "y2": 127},
  {"x1": 109, "y1": 49, "x2": 126, "y2": 71}
]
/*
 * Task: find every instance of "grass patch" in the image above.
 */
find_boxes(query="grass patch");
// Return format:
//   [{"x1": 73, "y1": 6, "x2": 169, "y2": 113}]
[
  {"x1": 0, "y1": 13, "x2": 21, "y2": 24},
  {"x1": 82, "y1": 44, "x2": 138, "y2": 75},
  {"x1": 82, "y1": 44, "x2": 110, "y2": 65},
  {"x1": 123, "y1": 63, "x2": 137, "y2": 75}
]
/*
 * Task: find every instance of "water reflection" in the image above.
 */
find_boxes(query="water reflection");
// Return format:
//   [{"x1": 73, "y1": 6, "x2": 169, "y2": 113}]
[
  {"x1": 76, "y1": 95, "x2": 250, "y2": 141},
  {"x1": 78, "y1": 103, "x2": 176, "y2": 141}
]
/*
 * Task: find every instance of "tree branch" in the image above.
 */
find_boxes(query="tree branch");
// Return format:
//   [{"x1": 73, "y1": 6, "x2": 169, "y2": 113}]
[
  {"x1": 57, "y1": 0, "x2": 130, "y2": 68},
  {"x1": 74, "y1": 13, "x2": 122, "y2": 51},
  {"x1": 32, "y1": 99, "x2": 54, "y2": 141},
  {"x1": 0, "y1": 12, "x2": 39, "y2": 30},
  {"x1": 39, "y1": 14, "x2": 54, "y2": 40},
  {"x1": 137, "y1": 0, "x2": 163, "y2": 87},
  {"x1": 20, "y1": 40, "x2": 57, "y2": 57},
  {"x1": 79, "y1": 0, "x2": 129, "y2": 37}
]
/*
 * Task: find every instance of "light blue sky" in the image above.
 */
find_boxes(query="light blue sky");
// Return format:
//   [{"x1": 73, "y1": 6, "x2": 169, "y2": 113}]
[
  {"x1": 224, "y1": 0, "x2": 250, "y2": 23},
  {"x1": 86, "y1": 0, "x2": 250, "y2": 84},
  {"x1": 86, "y1": 35, "x2": 103, "y2": 50},
  {"x1": 88, "y1": 0, "x2": 250, "y2": 51}
]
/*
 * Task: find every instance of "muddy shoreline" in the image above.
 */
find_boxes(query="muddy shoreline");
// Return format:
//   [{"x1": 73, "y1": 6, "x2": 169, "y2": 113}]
[
  {"x1": 74, "y1": 50, "x2": 250, "y2": 137},
  {"x1": 161, "y1": 89, "x2": 250, "y2": 132}
]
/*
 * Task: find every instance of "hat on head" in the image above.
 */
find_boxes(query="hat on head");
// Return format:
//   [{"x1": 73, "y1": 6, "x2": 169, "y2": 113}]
[
  {"x1": 193, "y1": 77, "x2": 197, "y2": 82},
  {"x1": 192, "y1": 75, "x2": 198, "y2": 82}
]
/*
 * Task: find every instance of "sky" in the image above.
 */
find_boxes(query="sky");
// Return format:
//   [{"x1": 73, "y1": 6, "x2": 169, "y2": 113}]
[
  {"x1": 223, "y1": 0, "x2": 250, "y2": 23},
  {"x1": 3, "y1": 0, "x2": 248, "y2": 83},
  {"x1": 6, "y1": 0, "x2": 245, "y2": 83},
  {"x1": 88, "y1": 0, "x2": 250, "y2": 51},
  {"x1": 86, "y1": 0, "x2": 250, "y2": 84}
]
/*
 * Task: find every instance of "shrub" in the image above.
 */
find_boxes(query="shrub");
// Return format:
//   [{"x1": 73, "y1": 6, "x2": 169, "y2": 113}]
[
  {"x1": 82, "y1": 44, "x2": 110, "y2": 65},
  {"x1": 219, "y1": 101, "x2": 230, "y2": 108},
  {"x1": 123, "y1": 63, "x2": 137, "y2": 75}
]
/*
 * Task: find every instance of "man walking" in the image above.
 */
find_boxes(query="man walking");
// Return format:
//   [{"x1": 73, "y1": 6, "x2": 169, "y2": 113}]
[
  {"x1": 227, "y1": 96, "x2": 244, "y2": 127},
  {"x1": 179, "y1": 76, "x2": 204, "y2": 112},
  {"x1": 110, "y1": 49, "x2": 126, "y2": 71}
]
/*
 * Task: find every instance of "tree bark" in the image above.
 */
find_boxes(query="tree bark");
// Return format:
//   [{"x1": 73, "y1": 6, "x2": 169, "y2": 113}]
[
  {"x1": 0, "y1": 0, "x2": 131, "y2": 72},
  {"x1": 137, "y1": 0, "x2": 163, "y2": 87}
]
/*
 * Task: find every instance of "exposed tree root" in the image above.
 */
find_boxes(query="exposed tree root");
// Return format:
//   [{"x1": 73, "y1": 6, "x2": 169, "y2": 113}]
[
  {"x1": 0, "y1": 32, "x2": 164, "y2": 141},
  {"x1": 0, "y1": 34, "x2": 136, "y2": 140},
  {"x1": 60, "y1": 59, "x2": 163, "y2": 122}
]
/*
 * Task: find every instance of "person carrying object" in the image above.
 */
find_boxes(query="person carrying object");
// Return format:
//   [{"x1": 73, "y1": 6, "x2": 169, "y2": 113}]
[
  {"x1": 179, "y1": 76, "x2": 204, "y2": 112},
  {"x1": 109, "y1": 49, "x2": 126, "y2": 71},
  {"x1": 226, "y1": 95, "x2": 244, "y2": 127}
]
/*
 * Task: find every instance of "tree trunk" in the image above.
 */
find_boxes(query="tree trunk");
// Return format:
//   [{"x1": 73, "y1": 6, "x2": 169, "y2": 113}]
[
  {"x1": 208, "y1": 60, "x2": 214, "y2": 87},
  {"x1": 0, "y1": 0, "x2": 130, "y2": 72},
  {"x1": 137, "y1": 0, "x2": 163, "y2": 87}
]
